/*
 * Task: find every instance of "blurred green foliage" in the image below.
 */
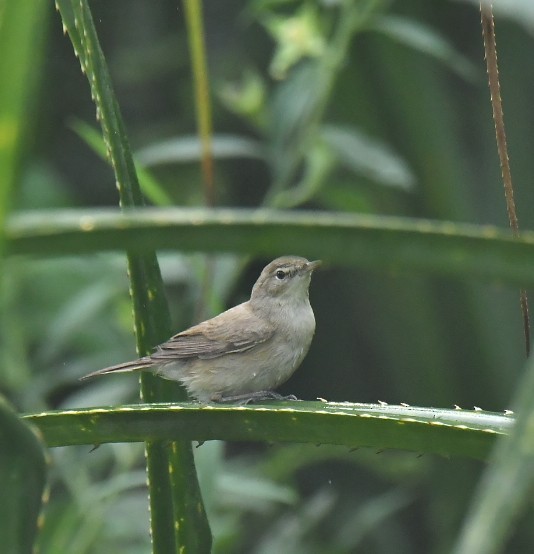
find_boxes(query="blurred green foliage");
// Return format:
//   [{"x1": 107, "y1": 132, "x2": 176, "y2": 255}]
[{"x1": 2, "y1": 0, "x2": 534, "y2": 552}]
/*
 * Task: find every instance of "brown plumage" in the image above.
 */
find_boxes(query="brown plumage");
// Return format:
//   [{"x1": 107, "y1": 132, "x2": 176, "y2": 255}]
[{"x1": 81, "y1": 256, "x2": 320, "y2": 403}]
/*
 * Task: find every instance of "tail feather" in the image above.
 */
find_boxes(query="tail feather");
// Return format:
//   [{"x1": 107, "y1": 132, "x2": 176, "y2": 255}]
[{"x1": 80, "y1": 357, "x2": 153, "y2": 381}]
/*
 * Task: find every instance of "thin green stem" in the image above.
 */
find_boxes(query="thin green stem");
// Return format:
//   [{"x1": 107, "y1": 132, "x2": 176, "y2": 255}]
[
  {"x1": 183, "y1": 0, "x2": 215, "y2": 206},
  {"x1": 265, "y1": 0, "x2": 385, "y2": 205}
]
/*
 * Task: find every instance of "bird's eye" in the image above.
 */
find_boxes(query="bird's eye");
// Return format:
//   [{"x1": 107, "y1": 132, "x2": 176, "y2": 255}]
[{"x1": 275, "y1": 269, "x2": 287, "y2": 280}]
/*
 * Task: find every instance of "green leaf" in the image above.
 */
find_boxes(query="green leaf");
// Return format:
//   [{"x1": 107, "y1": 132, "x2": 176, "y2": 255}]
[
  {"x1": 25, "y1": 402, "x2": 512, "y2": 461},
  {"x1": 452, "y1": 354, "x2": 534, "y2": 554},
  {"x1": 0, "y1": 0, "x2": 49, "y2": 259},
  {"x1": 0, "y1": 397, "x2": 47, "y2": 554},
  {"x1": 136, "y1": 134, "x2": 266, "y2": 166},
  {"x1": 266, "y1": 0, "x2": 384, "y2": 201},
  {"x1": 320, "y1": 124, "x2": 416, "y2": 190},
  {"x1": 0, "y1": 3, "x2": 49, "y2": 550},
  {"x1": 70, "y1": 120, "x2": 174, "y2": 207},
  {"x1": 55, "y1": 1, "x2": 210, "y2": 551},
  {"x1": 7, "y1": 207, "x2": 534, "y2": 286},
  {"x1": 371, "y1": 15, "x2": 478, "y2": 82}
]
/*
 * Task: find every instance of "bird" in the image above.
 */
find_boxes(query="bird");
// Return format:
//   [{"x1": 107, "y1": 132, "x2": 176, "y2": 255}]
[{"x1": 81, "y1": 256, "x2": 321, "y2": 403}]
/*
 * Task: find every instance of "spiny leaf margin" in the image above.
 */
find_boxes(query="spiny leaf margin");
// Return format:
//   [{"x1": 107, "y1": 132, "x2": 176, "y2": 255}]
[
  {"x1": 7, "y1": 207, "x2": 534, "y2": 286},
  {"x1": 25, "y1": 402, "x2": 513, "y2": 461}
]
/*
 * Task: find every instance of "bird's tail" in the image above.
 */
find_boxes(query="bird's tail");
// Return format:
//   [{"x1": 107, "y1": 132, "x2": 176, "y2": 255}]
[{"x1": 80, "y1": 357, "x2": 153, "y2": 381}]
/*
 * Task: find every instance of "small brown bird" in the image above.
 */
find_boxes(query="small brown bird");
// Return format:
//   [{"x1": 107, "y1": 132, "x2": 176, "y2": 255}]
[{"x1": 81, "y1": 256, "x2": 320, "y2": 403}]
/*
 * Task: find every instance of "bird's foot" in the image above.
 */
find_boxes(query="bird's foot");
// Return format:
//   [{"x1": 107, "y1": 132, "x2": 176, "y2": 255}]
[{"x1": 213, "y1": 390, "x2": 300, "y2": 405}]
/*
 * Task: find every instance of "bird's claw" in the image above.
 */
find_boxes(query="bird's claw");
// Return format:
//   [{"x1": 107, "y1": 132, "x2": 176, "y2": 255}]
[{"x1": 213, "y1": 390, "x2": 300, "y2": 405}]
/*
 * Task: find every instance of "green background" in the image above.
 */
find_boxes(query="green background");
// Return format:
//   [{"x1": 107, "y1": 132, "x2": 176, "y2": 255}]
[{"x1": 2, "y1": 0, "x2": 534, "y2": 552}]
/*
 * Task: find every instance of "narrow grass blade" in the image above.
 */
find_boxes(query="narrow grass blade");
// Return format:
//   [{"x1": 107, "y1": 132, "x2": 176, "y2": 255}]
[{"x1": 55, "y1": 1, "x2": 211, "y2": 551}]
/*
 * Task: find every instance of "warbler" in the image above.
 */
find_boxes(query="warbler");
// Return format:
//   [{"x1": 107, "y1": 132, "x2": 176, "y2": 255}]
[{"x1": 81, "y1": 256, "x2": 320, "y2": 403}]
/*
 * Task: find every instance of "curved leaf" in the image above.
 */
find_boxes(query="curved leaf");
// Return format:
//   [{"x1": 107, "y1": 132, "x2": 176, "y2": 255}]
[
  {"x1": 321, "y1": 124, "x2": 416, "y2": 189},
  {"x1": 136, "y1": 135, "x2": 266, "y2": 166},
  {"x1": 371, "y1": 15, "x2": 478, "y2": 82},
  {"x1": 7, "y1": 207, "x2": 534, "y2": 286},
  {"x1": 25, "y1": 402, "x2": 513, "y2": 461}
]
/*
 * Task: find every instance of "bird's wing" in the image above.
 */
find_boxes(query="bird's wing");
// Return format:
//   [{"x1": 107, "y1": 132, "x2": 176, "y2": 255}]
[{"x1": 151, "y1": 303, "x2": 275, "y2": 361}]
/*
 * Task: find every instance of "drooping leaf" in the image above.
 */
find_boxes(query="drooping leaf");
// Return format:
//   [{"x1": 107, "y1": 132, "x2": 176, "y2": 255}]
[
  {"x1": 136, "y1": 134, "x2": 266, "y2": 167},
  {"x1": 371, "y1": 15, "x2": 478, "y2": 82},
  {"x1": 7, "y1": 207, "x2": 534, "y2": 286},
  {"x1": 321, "y1": 124, "x2": 416, "y2": 190}
]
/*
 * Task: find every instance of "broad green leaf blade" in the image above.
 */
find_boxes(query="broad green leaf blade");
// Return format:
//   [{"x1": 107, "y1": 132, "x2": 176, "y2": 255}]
[
  {"x1": 25, "y1": 402, "x2": 512, "y2": 461},
  {"x1": 7, "y1": 207, "x2": 534, "y2": 286},
  {"x1": 452, "y1": 354, "x2": 534, "y2": 554},
  {"x1": 0, "y1": 397, "x2": 47, "y2": 554},
  {"x1": 55, "y1": 1, "x2": 210, "y2": 551}
]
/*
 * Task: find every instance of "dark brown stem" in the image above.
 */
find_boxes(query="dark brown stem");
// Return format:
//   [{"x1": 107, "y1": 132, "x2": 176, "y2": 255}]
[{"x1": 480, "y1": 1, "x2": 530, "y2": 357}]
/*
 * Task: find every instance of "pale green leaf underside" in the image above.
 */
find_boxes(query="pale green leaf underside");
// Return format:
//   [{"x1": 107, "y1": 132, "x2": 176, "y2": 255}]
[{"x1": 25, "y1": 402, "x2": 513, "y2": 461}]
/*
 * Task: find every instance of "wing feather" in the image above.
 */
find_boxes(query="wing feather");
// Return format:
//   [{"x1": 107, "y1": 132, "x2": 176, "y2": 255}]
[{"x1": 150, "y1": 303, "x2": 275, "y2": 361}]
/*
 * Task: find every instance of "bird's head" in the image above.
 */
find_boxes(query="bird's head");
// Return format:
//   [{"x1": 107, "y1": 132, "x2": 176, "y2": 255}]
[{"x1": 250, "y1": 256, "x2": 321, "y2": 307}]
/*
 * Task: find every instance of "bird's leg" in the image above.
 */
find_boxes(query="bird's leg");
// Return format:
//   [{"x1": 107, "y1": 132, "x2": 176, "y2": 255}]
[{"x1": 214, "y1": 390, "x2": 300, "y2": 405}]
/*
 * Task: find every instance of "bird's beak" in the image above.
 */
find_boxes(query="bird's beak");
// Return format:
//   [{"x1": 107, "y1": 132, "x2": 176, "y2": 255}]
[{"x1": 307, "y1": 260, "x2": 322, "y2": 272}]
